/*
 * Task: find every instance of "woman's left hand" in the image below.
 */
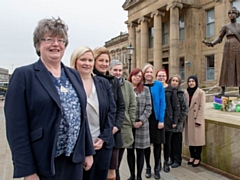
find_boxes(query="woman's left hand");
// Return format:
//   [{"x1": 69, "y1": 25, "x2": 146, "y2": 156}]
[
  {"x1": 112, "y1": 126, "x2": 119, "y2": 134},
  {"x1": 83, "y1": 155, "x2": 93, "y2": 171},
  {"x1": 93, "y1": 138, "x2": 104, "y2": 150},
  {"x1": 172, "y1": 124, "x2": 177, "y2": 128},
  {"x1": 134, "y1": 121, "x2": 143, "y2": 129}
]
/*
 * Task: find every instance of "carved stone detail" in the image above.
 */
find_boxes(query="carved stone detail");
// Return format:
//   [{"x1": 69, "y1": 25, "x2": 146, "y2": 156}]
[
  {"x1": 138, "y1": 17, "x2": 151, "y2": 24},
  {"x1": 166, "y1": 1, "x2": 183, "y2": 11},
  {"x1": 151, "y1": 10, "x2": 165, "y2": 18}
]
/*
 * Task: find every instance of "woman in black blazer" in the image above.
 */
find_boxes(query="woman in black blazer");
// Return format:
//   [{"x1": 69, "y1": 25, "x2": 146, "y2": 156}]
[
  {"x1": 4, "y1": 18, "x2": 95, "y2": 180},
  {"x1": 70, "y1": 46, "x2": 116, "y2": 180}
]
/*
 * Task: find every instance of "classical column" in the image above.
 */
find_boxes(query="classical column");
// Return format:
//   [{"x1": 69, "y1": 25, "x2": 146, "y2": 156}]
[
  {"x1": 166, "y1": 1, "x2": 183, "y2": 76},
  {"x1": 138, "y1": 17, "x2": 150, "y2": 68},
  {"x1": 136, "y1": 29, "x2": 141, "y2": 68},
  {"x1": 128, "y1": 22, "x2": 138, "y2": 70},
  {"x1": 151, "y1": 10, "x2": 165, "y2": 72}
]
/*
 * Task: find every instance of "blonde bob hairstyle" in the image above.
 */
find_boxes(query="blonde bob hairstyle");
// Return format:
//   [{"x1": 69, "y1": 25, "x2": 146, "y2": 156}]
[
  {"x1": 142, "y1": 64, "x2": 154, "y2": 82},
  {"x1": 70, "y1": 46, "x2": 94, "y2": 69}
]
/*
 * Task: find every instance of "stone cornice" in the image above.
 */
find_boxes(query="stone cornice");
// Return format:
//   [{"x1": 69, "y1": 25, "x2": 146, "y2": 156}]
[
  {"x1": 127, "y1": 22, "x2": 138, "y2": 28},
  {"x1": 151, "y1": 10, "x2": 165, "y2": 18},
  {"x1": 138, "y1": 17, "x2": 151, "y2": 24},
  {"x1": 166, "y1": 1, "x2": 183, "y2": 11}
]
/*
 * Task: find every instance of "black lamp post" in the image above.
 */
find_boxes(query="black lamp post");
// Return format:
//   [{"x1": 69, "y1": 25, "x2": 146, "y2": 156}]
[{"x1": 127, "y1": 43, "x2": 134, "y2": 74}]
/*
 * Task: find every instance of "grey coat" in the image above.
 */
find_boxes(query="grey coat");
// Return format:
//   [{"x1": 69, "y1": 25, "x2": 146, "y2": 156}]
[
  {"x1": 134, "y1": 86, "x2": 152, "y2": 149},
  {"x1": 173, "y1": 89, "x2": 189, "y2": 133}
]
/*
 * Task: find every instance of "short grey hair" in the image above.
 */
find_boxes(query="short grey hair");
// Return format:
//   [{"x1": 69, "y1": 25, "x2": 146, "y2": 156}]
[{"x1": 109, "y1": 60, "x2": 123, "y2": 70}]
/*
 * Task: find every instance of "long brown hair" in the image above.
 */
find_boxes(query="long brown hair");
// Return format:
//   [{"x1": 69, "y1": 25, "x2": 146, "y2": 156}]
[{"x1": 128, "y1": 68, "x2": 144, "y2": 93}]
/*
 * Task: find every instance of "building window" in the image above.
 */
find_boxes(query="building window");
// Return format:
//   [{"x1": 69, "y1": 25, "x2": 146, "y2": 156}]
[
  {"x1": 206, "y1": 8, "x2": 215, "y2": 37},
  {"x1": 149, "y1": 27, "x2": 154, "y2": 48},
  {"x1": 117, "y1": 54, "x2": 121, "y2": 61},
  {"x1": 179, "y1": 16, "x2": 185, "y2": 41},
  {"x1": 232, "y1": 0, "x2": 240, "y2": 23},
  {"x1": 179, "y1": 57, "x2": 185, "y2": 80},
  {"x1": 206, "y1": 55, "x2": 214, "y2": 80},
  {"x1": 123, "y1": 52, "x2": 126, "y2": 64},
  {"x1": 162, "y1": 22, "x2": 168, "y2": 45}
]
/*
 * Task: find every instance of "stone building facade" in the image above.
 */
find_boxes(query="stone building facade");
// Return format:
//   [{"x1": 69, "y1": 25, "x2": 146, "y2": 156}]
[{"x1": 105, "y1": 0, "x2": 240, "y2": 88}]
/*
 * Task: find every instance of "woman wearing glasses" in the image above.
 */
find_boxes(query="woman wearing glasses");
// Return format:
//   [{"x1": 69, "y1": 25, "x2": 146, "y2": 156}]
[
  {"x1": 156, "y1": 69, "x2": 180, "y2": 173},
  {"x1": 127, "y1": 68, "x2": 152, "y2": 180},
  {"x1": 4, "y1": 18, "x2": 95, "y2": 180}
]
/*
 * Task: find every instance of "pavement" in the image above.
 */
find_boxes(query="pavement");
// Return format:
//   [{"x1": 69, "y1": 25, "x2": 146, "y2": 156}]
[{"x1": 0, "y1": 100, "x2": 235, "y2": 180}]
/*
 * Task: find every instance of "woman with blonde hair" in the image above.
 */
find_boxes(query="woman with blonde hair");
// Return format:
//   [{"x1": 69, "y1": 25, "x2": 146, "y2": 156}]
[
  {"x1": 142, "y1": 64, "x2": 166, "y2": 179},
  {"x1": 93, "y1": 47, "x2": 125, "y2": 180},
  {"x1": 70, "y1": 46, "x2": 116, "y2": 180}
]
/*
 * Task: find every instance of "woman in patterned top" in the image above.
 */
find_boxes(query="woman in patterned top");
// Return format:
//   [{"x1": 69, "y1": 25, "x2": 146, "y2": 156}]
[
  {"x1": 4, "y1": 17, "x2": 95, "y2": 180},
  {"x1": 127, "y1": 68, "x2": 152, "y2": 180},
  {"x1": 70, "y1": 46, "x2": 116, "y2": 180}
]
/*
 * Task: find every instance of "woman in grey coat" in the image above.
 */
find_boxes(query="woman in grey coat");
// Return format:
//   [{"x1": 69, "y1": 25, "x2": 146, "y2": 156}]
[
  {"x1": 127, "y1": 68, "x2": 152, "y2": 180},
  {"x1": 168, "y1": 75, "x2": 188, "y2": 168}
]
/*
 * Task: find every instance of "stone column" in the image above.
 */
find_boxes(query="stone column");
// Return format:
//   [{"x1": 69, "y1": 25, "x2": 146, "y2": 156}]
[
  {"x1": 151, "y1": 10, "x2": 165, "y2": 72},
  {"x1": 166, "y1": 1, "x2": 183, "y2": 76},
  {"x1": 136, "y1": 29, "x2": 141, "y2": 68},
  {"x1": 138, "y1": 17, "x2": 150, "y2": 68},
  {"x1": 128, "y1": 22, "x2": 138, "y2": 70}
]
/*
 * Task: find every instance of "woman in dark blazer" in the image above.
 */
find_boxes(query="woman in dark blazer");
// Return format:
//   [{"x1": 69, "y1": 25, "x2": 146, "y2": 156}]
[
  {"x1": 4, "y1": 18, "x2": 95, "y2": 180},
  {"x1": 93, "y1": 47, "x2": 125, "y2": 180},
  {"x1": 156, "y1": 69, "x2": 180, "y2": 173},
  {"x1": 70, "y1": 46, "x2": 116, "y2": 180}
]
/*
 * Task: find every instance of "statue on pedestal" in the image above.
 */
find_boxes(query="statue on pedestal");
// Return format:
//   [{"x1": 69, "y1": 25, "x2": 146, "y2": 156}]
[{"x1": 203, "y1": 7, "x2": 240, "y2": 96}]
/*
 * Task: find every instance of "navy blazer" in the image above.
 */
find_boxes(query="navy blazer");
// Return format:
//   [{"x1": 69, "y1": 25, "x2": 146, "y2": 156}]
[
  {"x1": 92, "y1": 76, "x2": 116, "y2": 149},
  {"x1": 4, "y1": 60, "x2": 95, "y2": 178}
]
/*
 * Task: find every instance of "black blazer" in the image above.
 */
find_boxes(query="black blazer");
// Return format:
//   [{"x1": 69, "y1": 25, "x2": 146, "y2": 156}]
[
  {"x1": 92, "y1": 76, "x2": 116, "y2": 149},
  {"x1": 4, "y1": 60, "x2": 95, "y2": 178}
]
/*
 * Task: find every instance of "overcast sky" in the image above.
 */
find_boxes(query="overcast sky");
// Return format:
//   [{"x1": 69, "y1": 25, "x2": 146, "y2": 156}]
[{"x1": 0, "y1": 0, "x2": 128, "y2": 73}]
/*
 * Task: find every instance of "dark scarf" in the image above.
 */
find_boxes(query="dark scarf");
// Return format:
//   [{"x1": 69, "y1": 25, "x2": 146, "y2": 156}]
[
  {"x1": 93, "y1": 68, "x2": 114, "y2": 81},
  {"x1": 187, "y1": 75, "x2": 198, "y2": 97}
]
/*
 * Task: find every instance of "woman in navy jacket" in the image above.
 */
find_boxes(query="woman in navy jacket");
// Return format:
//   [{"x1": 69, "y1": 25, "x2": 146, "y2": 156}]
[
  {"x1": 4, "y1": 18, "x2": 95, "y2": 180},
  {"x1": 70, "y1": 46, "x2": 116, "y2": 180}
]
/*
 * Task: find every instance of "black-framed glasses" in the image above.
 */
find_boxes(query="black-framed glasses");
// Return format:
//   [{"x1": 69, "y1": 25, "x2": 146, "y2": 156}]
[{"x1": 41, "y1": 38, "x2": 66, "y2": 45}]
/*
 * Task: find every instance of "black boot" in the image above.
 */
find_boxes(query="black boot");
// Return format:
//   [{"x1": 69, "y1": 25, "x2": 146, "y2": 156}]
[
  {"x1": 145, "y1": 166, "x2": 151, "y2": 178},
  {"x1": 219, "y1": 86, "x2": 225, "y2": 96},
  {"x1": 163, "y1": 162, "x2": 170, "y2": 173},
  {"x1": 154, "y1": 168, "x2": 161, "y2": 179}
]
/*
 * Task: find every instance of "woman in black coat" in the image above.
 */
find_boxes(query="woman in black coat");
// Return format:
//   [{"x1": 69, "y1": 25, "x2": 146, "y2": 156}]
[
  {"x1": 93, "y1": 47, "x2": 125, "y2": 180},
  {"x1": 156, "y1": 69, "x2": 180, "y2": 173}
]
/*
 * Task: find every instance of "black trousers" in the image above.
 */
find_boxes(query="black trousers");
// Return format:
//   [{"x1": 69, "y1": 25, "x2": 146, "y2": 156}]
[
  {"x1": 163, "y1": 131, "x2": 173, "y2": 162},
  {"x1": 39, "y1": 154, "x2": 83, "y2": 180},
  {"x1": 189, "y1": 146, "x2": 202, "y2": 160},
  {"x1": 170, "y1": 132, "x2": 183, "y2": 164}
]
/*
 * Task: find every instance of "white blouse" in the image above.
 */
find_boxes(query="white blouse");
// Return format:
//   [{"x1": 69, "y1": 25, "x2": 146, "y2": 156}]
[{"x1": 86, "y1": 82, "x2": 100, "y2": 143}]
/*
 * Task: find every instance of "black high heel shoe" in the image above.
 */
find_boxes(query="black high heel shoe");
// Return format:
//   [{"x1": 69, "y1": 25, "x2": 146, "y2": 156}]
[
  {"x1": 187, "y1": 158, "x2": 195, "y2": 165},
  {"x1": 192, "y1": 159, "x2": 201, "y2": 167}
]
